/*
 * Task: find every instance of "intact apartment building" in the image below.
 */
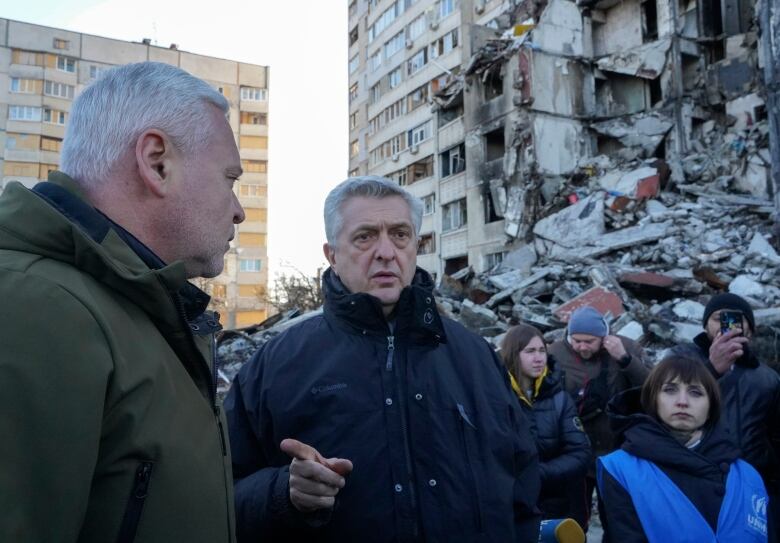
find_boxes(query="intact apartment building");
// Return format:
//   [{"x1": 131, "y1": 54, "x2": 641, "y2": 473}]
[
  {"x1": 0, "y1": 17, "x2": 270, "y2": 328},
  {"x1": 347, "y1": 0, "x2": 767, "y2": 279}
]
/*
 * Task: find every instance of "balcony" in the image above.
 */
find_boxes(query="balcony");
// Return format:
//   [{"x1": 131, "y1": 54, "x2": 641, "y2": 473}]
[{"x1": 240, "y1": 124, "x2": 268, "y2": 137}]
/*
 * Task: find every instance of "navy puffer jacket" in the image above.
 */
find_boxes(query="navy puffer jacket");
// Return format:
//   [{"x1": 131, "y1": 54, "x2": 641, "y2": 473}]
[{"x1": 225, "y1": 268, "x2": 541, "y2": 542}]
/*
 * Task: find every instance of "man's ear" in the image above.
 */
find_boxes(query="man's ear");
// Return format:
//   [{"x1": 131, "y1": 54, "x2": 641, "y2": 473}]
[
  {"x1": 135, "y1": 129, "x2": 174, "y2": 198},
  {"x1": 323, "y1": 243, "x2": 336, "y2": 267}
]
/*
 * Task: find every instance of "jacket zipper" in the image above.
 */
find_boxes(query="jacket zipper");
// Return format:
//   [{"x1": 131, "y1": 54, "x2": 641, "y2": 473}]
[
  {"x1": 386, "y1": 335, "x2": 419, "y2": 536},
  {"x1": 116, "y1": 462, "x2": 153, "y2": 543}
]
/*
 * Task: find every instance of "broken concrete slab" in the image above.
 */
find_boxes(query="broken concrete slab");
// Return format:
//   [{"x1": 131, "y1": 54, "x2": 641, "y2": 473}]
[
  {"x1": 747, "y1": 233, "x2": 780, "y2": 264},
  {"x1": 616, "y1": 320, "x2": 644, "y2": 341},
  {"x1": 597, "y1": 166, "x2": 660, "y2": 200},
  {"x1": 549, "y1": 221, "x2": 673, "y2": 261},
  {"x1": 673, "y1": 322, "x2": 703, "y2": 343},
  {"x1": 552, "y1": 286, "x2": 625, "y2": 323},
  {"x1": 533, "y1": 193, "x2": 605, "y2": 248},
  {"x1": 673, "y1": 300, "x2": 705, "y2": 322},
  {"x1": 500, "y1": 244, "x2": 538, "y2": 274},
  {"x1": 596, "y1": 39, "x2": 671, "y2": 79},
  {"x1": 459, "y1": 299, "x2": 499, "y2": 333},
  {"x1": 728, "y1": 275, "x2": 765, "y2": 299}
]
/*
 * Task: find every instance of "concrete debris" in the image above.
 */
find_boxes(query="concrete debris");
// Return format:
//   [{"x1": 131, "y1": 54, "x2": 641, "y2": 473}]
[
  {"x1": 595, "y1": 39, "x2": 671, "y2": 79},
  {"x1": 533, "y1": 193, "x2": 605, "y2": 248},
  {"x1": 672, "y1": 300, "x2": 705, "y2": 322}
]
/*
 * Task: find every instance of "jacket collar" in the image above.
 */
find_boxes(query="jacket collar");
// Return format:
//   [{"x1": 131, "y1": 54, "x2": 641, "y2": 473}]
[
  {"x1": 322, "y1": 266, "x2": 446, "y2": 344},
  {"x1": 693, "y1": 331, "x2": 759, "y2": 369}
]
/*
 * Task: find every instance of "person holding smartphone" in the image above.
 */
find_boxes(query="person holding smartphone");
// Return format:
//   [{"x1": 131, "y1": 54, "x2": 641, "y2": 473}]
[{"x1": 671, "y1": 293, "x2": 780, "y2": 542}]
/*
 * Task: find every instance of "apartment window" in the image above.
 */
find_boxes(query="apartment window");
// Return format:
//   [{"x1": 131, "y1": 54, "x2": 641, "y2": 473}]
[
  {"x1": 56, "y1": 56, "x2": 76, "y2": 73},
  {"x1": 9, "y1": 106, "x2": 42, "y2": 122},
  {"x1": 388, "y1": 168, "x2": 408, "y2": 186},
  {"x1": 349, "y1": 0, "x2": 358, "y2": 17},
  {"x1": 369, "y1": 50, "x2": 382, "y2": 73},
  {"x1": 13, "y1": 50, "x2": 45, "y2": 67},
  {"x1": 241, "y1": 86, "x2": 267, "y2": 101},
  {"x1": 442, "y1": 198, "x2": 467, "y2": 232},
  {"x1": 349, "y1": 25, "x2": 359, "y2": 46},
  {"x1": 349, "y1": 168, "x2": 360, "y2": 177},
  {"x1": 89, "y1": 65, "x2": 107, "y2": 80},
  {"x1": 242, "y1": 160, "x2": 267, "y2": 173},
  {"x1": 350, "y1": 140, "x2": 359, "y2": 158},
  {"x1": 44, "y1": 81, "x2": 75, "y2": 99},
  {"x1": 349, "y1": 83, "x2": 359, "y2": 104},
  {"x1": 484, "y1": 69, "x2": 504, "y2": 100},
  {"x1": 239, "y1": 259, "x2": 263, "y2": 272},
  {"x1": 241, "y1": 112, "x2": 267, "y2": 125},
  {"x1": 438, "y1": 0, "x2": 455, "y2": 18},
  {"x1": 440, "y1": 143, "x2": 465, "y2": 177},
  {"x1": 53, "y1": 38, "x2": 70, "y2": 50},
  {"x1": 44, "y1": 108, "x2": 67, "y2": 125},
  {"x1": 388, "y1": 67, "x2": 402, "y2": 88},
  {"x1": 369, "y1": 83, "x2": 382, "y2": 105},
  {"x1": 407, "y1": 48, "x2": 427, "y2": 76},
  {"x1": 483, "y1": 191, "x2": 501, "y2": 223},
  {"x1": 407, "y1": 14, "x2": 426, "y2": 40},
  {"x1": 384, "y1": 31, "x2": 404, "y2": 60},
  {"x1": 407, "y1": 83, "x2": 429, "y2": 111},
  {"x1": 10, "y1": 78, "x2": 36, "y2": 93},
  {"x1": 430, "y1": 28, "x2": 459, "y2": 58},
  {"x1": 407, "y1": 120, "x2": 431, "y2": 146},
  {"x1": 349, "y1": 54, "x2": 360, "y2": 74},
  {"x1": 368, "y1": 1, "x2": 403, "y2": 44},
  {"x1": 40, "y1": 136, "x2": 63, "y2": 152},
  {"x1": 350, "y1": 111, "x2": 358, "y2": 130},
  {"x1": 408, "y1": 155, "x2": 433, "y2": 182},
  {"x1": 484, "y1": 251, "x2": 506, "y2": 270},
  {"x1": 418, "y1": 233, "x2": 436, "y2": 255},
  {"x1": 422, "y1": 194, "x2": 435, "y2": 215},
  {"x1": 485, "y1": 127, "x2": 505, "y2": 161},
  {"x1": 239, "y1": 184, "x2": 267, "y2": 197}
]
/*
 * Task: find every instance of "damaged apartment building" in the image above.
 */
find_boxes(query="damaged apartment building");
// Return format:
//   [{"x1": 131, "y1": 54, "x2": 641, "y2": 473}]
[{"x1": 346, "y1": 0, "x2": 776, "y2": 279}]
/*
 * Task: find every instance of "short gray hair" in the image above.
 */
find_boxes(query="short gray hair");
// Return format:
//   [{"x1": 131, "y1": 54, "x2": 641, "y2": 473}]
[
  {"x1": 324, "y1": 176, "x2": 423, "y2": 246},
  {"x1": 61, "y1": 61, "x2": 229, "y2": 186}
]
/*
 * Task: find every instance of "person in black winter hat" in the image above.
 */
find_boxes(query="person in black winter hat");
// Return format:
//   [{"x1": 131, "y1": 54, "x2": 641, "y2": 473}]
[{"x1": 671, "y1": 292, "x2": 780, "y2": 542}]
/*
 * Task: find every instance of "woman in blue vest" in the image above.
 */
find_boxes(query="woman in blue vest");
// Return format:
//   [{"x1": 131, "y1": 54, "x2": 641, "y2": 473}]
[
  {"x1": 598, "y1": 355, "x2": 768, "y2": 542},
  {"x1": 501, "y1": 324, "x2": 591, "y2": 530}
]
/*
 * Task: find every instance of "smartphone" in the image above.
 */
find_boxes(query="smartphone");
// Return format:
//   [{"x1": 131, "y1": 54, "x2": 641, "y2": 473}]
[{"x1": 720, "y1": 310, "x2": 743, "y2": 335}]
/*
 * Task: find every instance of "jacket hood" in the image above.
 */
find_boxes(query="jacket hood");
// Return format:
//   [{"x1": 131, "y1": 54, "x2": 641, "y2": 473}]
[
  {"x1": 0, "y1": 174, "x2": 211, "y2": 330},
  {"x1": 322, "y1": 266, "x2": 446, "y2": 344},
  {"x1": 607, "y1": 387, "x2": 740, "y2": 476}
]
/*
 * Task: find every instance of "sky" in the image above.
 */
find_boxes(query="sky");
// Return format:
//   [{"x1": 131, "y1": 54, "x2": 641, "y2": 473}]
[{"x1": 3, "y1": 0, "x2": 348, "y2": 278}]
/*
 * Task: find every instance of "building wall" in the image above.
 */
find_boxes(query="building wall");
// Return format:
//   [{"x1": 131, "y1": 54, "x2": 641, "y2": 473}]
[{"x1": 0, "y1": 17, "x2": 270, "y2": 328}]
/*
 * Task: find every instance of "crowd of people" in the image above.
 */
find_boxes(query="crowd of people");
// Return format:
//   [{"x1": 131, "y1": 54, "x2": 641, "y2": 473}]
[{"x1": 1, "y1": 61, "x2": 779, "y2": 543}]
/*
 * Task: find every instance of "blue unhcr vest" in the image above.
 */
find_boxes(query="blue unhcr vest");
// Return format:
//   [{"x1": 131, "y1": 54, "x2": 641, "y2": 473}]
[{"x1": 597, "y1": 449, "x2": 768, "y2": 543}]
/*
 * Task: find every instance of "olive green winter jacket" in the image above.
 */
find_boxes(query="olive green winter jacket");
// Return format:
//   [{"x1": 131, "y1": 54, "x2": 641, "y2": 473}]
[{"x1": 0, "y1": 173, "x2": 235, "y2": 542}]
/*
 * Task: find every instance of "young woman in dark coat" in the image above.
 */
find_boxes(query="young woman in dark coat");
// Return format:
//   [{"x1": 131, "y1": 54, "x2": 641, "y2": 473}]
[
  {"x1": 598, "y1": 355, "x2": 769, "y2": 542},
  {"x1": 502, "y1": 324, "x2": 592, "y2": 529}
]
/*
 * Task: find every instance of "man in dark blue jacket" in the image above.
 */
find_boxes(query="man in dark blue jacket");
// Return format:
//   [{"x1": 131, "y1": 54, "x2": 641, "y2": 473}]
[{"x1": 225, "y1": 176, "x2": 540, "y2": 542}]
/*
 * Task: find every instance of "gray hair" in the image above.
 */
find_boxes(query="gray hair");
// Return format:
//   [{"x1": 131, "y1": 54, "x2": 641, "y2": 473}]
[
  {"x1": 324, "y1": 175, "x2": 423, "y2": 246},
  {"x1": 61, "y1": 61, "x2": 229, "y2": 186}
]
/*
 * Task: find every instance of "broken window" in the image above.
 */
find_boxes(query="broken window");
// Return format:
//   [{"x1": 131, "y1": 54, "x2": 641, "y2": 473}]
[
  {"x1": 438, "y1": 100, "x2": 463, "y2": 126},
  {"x1": 349, "y1": 25, "x2": 359, "y2": 47},
  {"x1": 407, "y1": 83, "x2": 429, "y2": 111},
  {"x1": 484, "y1": 127, "x2": 505, "y2": 162},
  {"x1": 53, "y1": 38, "x2": 70, "y2": 50},
  {"x1": 40, "y1": 136, "x2": 62, "y2": 152},
  {"x1": 641, "y1": 0, "x2": 658, "y2": 42},
  {"x1": 242, "y1": 160, "x2": 267, "y2": 173},
  {"x1": 444, "y1": 256, "x2": 468, "y2": 275},
  {"x1": 418, "y1": 233, "x2": 436, "y2": 255},
  {"x1": 430, "y1": 29, "x2": 458, "y2": 59},
  {"x1": 483, "y1": 190, "x2": 501, "y2": 223},
  {"x1": 440, "y1": 143, "x2": 466, "y2": 178},
  {"x1": 422, "y1": 193, "x2": 435, "y2": 215},
  {"x1": 241, "y1": 112, "x2": 268, "y2": 125},
  {"x1": 408, "y1": 155, "x2": 434, "y2": 183},
  {"x1": 484, "y1": 251, "x2": 506, "y2": 270},
  {"x1": 442, "y1": 198, "x2": 467, "y2": 232},
  {"x1": 407, "y1": 48, "x2": 428, "y2": 76},
  {"x1": 483, "y1": 68, "x2": 503, "y2": 100}
]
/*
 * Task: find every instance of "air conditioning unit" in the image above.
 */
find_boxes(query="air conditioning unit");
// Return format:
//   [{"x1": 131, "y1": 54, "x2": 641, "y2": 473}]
[
  {"x1": 405, "y1": 38, "x2": 414, "y2": 49},
  {"x1": 474, "y1": 4, "x2": 485, "y2": 14},
  {"x1": 429, "y1": 20, "x2": 439, "y2": 30},
  {"x1": 410, "y1": 145, "x2": 419, "y2": 154},
  {"x1": 391, "y1": 153, "x2": 400, "y2": 162}
]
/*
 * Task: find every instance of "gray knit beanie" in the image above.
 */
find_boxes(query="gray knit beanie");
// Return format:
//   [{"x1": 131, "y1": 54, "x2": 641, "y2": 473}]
[{"x1": 568, "y1": 306, "x2": 609, "y2": 337}]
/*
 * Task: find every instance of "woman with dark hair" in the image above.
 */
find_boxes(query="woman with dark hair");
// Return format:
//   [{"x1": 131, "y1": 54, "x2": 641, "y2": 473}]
[
  {"x1": 501, "y1": 324, "x2": 591, "y2": 529},
  {"x1": 598, "y1": 355, "x2": 769, "y2": 542}
]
